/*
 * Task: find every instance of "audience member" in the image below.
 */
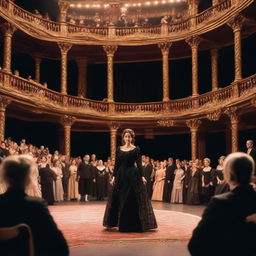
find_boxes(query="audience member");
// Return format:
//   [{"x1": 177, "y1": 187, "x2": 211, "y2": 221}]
[
  {"x1": 0, "y1": 155, "x2": 69, "y2": 256},
  {"x1": 188, "y1": 152, "x2": 256, "y2": 256}
]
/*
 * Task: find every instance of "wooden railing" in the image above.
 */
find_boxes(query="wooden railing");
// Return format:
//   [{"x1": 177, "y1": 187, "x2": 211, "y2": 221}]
[
  {"x1": 196, "y1": 0, "x2": 232, "y2": 25},
  {"x1": 1, "y1": 70, "x2": 256, "y2": 118},
  {"x1": 0, "y1": 0, "x2": 246, "y2": 43}
]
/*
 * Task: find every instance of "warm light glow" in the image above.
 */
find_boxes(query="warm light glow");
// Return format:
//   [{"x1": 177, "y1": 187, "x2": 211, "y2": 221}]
[
  {"x1": 162, "y1": 0, "x2": 166, "y2": 3},
  {"x1": 77, "y1": 4, "x2": 82, "y2": 8},
  {"x1": 138, "y1": 3, "x2": 142, "y2": 6},
  {"x1": 70, "y1": 4, "x2": 74, "y2": 7},
  {"x1": 154, "y1": 1, "x2": 159, "y2": 4},
  {"x1": 146, "y1": 1, "x2": 151, "y2": 5},
  {"x1": 104, "y1": 4, "x2": 109, "y2": 8},
  {"x1": 85, "y1": 4, "x2": 90, "y2": 8}
]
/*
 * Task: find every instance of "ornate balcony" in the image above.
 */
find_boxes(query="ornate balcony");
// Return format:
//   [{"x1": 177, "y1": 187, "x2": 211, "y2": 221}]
[
  {"x1": 0, "y1": 70, "x2": 255, "y2": 121},
  {"x1": 0, "y1": 0, "x2": 253, "y2": 45}
]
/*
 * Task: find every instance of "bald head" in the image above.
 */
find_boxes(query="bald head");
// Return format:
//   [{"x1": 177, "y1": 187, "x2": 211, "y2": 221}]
[{"x1": 224, "y1": 152, "x2": 254, "y2": 186}]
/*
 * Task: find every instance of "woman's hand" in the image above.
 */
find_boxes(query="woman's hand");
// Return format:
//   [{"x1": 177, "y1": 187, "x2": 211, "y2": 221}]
[
  {"x1": 110, "y1": 177, "x2": 115, "y2": 186},
  {"x1": 142, "y1": 176, "x2": 147, "y2": 185}
]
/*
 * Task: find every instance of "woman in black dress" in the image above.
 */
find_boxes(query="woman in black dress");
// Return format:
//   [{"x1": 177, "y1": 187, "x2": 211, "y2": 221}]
[{"x1": 103, "y1": 128, "x2": 157, "y2": 232}]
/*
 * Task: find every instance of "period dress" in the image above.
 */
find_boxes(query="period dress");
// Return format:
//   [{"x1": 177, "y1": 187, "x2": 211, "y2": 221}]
[
  {"x1": 103, "y1": 146, "x2": 157, "y2": 232},
  {"x1": 171, "y1": 168, "x2": 184, "y2": 203},
  {"x1": 151, "y1": 167, "x2": 166, "y2": 201},
  {"x1": 68, "y1": 165, "x2": 79, "y2": 200}
]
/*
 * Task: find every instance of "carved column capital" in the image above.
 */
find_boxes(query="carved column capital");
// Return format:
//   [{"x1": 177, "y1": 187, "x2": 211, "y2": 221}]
[
  {"x1": 186, "y1": 36, "x2": 201, "y2": 49},
  {"x1": 103, "y1": 45, "x2": 118, "y2": 57},
  {"x1": 60, "y1": 115, "x2": 76, "y2": 127},
  {"x1": 3, "y1": 22, "x2": 17, "y2": 37},
  {"x1": 207, "y1": 110, "x2": 222, "y2": 121},
  {"x1": 158, "y1": 42, "x2": 172, "y2": 55},
  {"x1": 186, "y1": 119, "x2": 202, "y2": 130},
  {"x1": 227, "y1": 15, "x2": 245, "y2": 32},
  {"x1": 58, "y1": 42, "x2": 72, "y2": 55},
  {"x1": 224, "y1": 107, "x2": 239, "y2": 123},
  {"x1": 0, "y1": 97, "x2": 11, "y2": 110},
  {"x1": 109, "y1": 121, "x2": 120, "y2": 131},
  {"x1": 58, "y1": 1, "x2": 70, "y2": 12}
]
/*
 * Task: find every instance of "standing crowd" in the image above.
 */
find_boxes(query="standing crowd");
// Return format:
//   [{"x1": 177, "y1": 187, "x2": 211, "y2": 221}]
[{"x1": 0, "y1": 137, "x2": 255, "y2": 207}]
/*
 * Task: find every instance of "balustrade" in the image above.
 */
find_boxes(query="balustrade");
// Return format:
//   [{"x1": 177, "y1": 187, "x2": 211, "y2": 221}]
[
  {"x1": 0, "y1": 0, "x2": 242, "y2": 43},
  {"x1": 0, "y1": 70, "x2": 255, "y2": 117}
]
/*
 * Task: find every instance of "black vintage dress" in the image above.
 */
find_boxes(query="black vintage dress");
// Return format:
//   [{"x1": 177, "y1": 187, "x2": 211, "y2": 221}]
[{"x1": 103, "y1": 146, "x2": 157, "y2": 232}]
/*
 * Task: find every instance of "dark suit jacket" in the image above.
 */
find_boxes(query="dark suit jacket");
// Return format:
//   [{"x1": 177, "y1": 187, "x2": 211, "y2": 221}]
[
  {"x1": 188, "y1": 185, "x2": 256, "y2": 256},
  {"x1": 0, "y1": 188, "x2": 69, "y2": 256},
  {"x1": 77, "y1": 162, "x2": 94, "y2": 179}
]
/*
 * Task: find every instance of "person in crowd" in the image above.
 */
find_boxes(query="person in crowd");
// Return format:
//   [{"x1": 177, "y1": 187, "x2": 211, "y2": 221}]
[
  {"x1": 186, "y1": 160, "x2": 201, "y2": 205},
  {"x1": 160, "y1": 15, "x2": 168, "y2": 24},
  {"x1": 0, "y1": 154, "x2": 69, "y2": 256},
  {"x1": 103, "y1": 128, "x2": 157, "y2": 232},
  {"x1": 246, "y1": 140, "x2": 256, "y2": 174},
  {"x1": 25, "y1": 157, "x2": 41, "y2": 197},
  {"x1": 143, "y1": 156, "x2": 154, "y2": 198},
  {"x1": 188, "y1": 152, "x2": 256, "y2": 256},
  {"x1": 52, "y1": 160, "x2": 64, "y2": 202},
  {"x1": 39, "y1": 157, "x2": 56, "y2": 205},
  {"x1": 213, "y1": 156, "x2": 229, "y2": 195},
  {"x1": 67, "y1": 159, "x2": 79, "y2": 200},
  {"x1": 77, "y1": 155, "x2": 93, "y2": 202},
  {"x1": 171, "y1": 162, "x2": 185, "y2": 204},
  {"x1": 0, "y1": 141, "x2": 9, "y2": 159},
  {"x1": 152, "y1": 161, "x2": 166, "y2": 201},
  {"x1": 163, "y1": 157, "x2": 175, "y2": 202},
  {"x1": 95, "y1": 160, "x2": 108, "y2": 201},
  {"x1": 200, "y1": 158, "x2": 214, "y2": 204},
  {"x1": 60, "y1": 155, "x2": 70, "y2": 201}
]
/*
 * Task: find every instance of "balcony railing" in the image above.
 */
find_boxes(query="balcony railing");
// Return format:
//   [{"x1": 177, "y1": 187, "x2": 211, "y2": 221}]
[
  {"x1": 0, "y1": 0, "x2": 249, "y2": 43},
  {"x1": 0, "y1": 70, "x2": 256, "y2": 118}
]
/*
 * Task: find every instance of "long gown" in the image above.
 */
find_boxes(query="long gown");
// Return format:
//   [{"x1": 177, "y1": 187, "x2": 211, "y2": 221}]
[
  {"x1": 151, "y1": 168, "x2": 166, "y2": 201},
  {"x1": 103, "y1": 146, "x2": 157, "y2": 232}
]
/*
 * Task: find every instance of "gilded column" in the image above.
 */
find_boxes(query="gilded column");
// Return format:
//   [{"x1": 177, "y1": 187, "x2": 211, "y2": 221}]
[
  {"x1": 58, "y1": 42, "x2": 72, "y2": 94},
  {"x1": 0, "y1": 97, "x2": 11, "y2": 141},
  {"x1": 186, "y1": 119, "x2": 201, "y2": 160},
  {"x1": 228, "y1": 15, "x2": 245, "y2": 81},
  {"x1": 3, "y1": 23, "x2": 17, "y2": 73},
  {"x1": 110, "y1": 122, "x2": 120, "y2": 159},
  {"x1": 103, "y1": 45, "x2": 118, "y2": 102},
  {"x1": 211, "y1": 49, "x2": 218, "y2": 91},
  {"x1": 186, "y1": 36, "x2": 201, "y2": 97},
  {"x1": 158, "y1": 42, "x2": 172, "y2": 101},
  {"x1": 60, "y1": 115, "x2": 76, "y2": 159},
  {"x1": 34, "y1": 57, "x2": 41, "y2": 83},
  {"x1": 76, "y1": 59, "x2": 88, "y2": 98},
  {"x1": 58, "y1": 0, "x2": 70, "y2": 23},
  {"x1": 188, "y1": 0, "x2": 200, "y2": 27},
  {"x1": 225, "y1": 107, "x2": 239, "y2": 152}
]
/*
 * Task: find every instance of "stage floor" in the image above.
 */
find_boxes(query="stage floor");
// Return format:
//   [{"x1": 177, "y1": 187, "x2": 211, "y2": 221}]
[{"x1": 49, "y1": 201, "x2": 204, "y2": 256}]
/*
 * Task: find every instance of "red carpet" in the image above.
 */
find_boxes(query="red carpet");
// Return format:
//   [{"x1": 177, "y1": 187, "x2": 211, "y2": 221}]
[{"x1": 49, "y1": 204, "x2": 200, "y2": 247}]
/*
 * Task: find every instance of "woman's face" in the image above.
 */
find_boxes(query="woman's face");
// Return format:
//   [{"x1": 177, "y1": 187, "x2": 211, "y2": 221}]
[
  {"x1": 219, "y1": 158, "x2": 224, "y2": 165},
  {"x1": 204, "y1": 160, "x2": 210, "y2": 167},
  {"x1": 123, "y1": 132, "x2": 133, "y2": 145}
]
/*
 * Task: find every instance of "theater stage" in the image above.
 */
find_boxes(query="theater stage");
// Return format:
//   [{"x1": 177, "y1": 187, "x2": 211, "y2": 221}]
[{"x1": 49, "y1": 202, "x2": 203, "y2": 256}]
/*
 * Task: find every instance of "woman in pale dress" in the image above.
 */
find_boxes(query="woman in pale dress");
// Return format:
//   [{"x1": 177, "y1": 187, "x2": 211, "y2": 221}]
[
  {"x1": 26, "y1": 157, "x2": 42, "y2": 197},
  {"x1": 68, "y1": 159, "x2": 79, "y2": 200},
  {"x1": 151, "y1": 161, "x2": 166, "y2": 201},
  {"x1": 171, "y1": 162, "x2": 185, "y2": 203},
  {"x1": 52, "y1": 159, "x2": 64, "y2": 202}
]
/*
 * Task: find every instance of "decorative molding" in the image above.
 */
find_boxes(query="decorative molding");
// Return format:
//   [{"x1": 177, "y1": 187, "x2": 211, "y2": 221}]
[
  {"x1": 207, "y1": 110, "x2": 222, "y2": 121},
  {"x1": 58, "y1": 42, "x2": 72, "y2": 54},
  {"x1": 185, "y1": 36, "x2": 202, "y2": 49},
  {"x1": 158, "y1": 42, "x2": 172, "y2": 55},
  {"x1": 109, "y1": 121, "x2": 120, "y2": 131},
  {"x1": 0, "y1": 97, "x2": 11, "y2": 109},
  {"x1": 157, "y1": 119, "x2": 174, "y2": 127}
]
